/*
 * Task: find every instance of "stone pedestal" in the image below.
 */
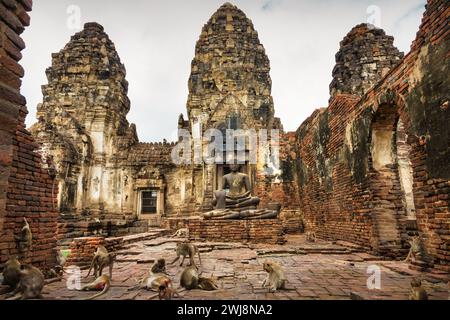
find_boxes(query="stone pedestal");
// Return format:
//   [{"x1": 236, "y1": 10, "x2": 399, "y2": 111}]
[{"x1": 188, "y1": 218, "x2": 285, "y2": 245}]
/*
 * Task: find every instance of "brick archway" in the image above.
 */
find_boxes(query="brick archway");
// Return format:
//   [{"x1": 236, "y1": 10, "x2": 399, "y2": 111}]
[{"x1": 368, "y1": 90, "x2": 414, "y2": 257}]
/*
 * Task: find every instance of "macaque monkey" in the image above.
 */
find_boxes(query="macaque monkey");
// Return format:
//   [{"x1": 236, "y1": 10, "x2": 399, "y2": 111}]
[
  {"x1": 128, "y1": 271, "x2": 173, "y2": 293},
  {"x1": 158, "y1": 279, "x2": 181, "y2": 300},
  {"x1": 6, "y1": 265, "x2": 45, "y2": 300},
  {"x1": 15, "y1": 218, "x2": 32, "y2": 256},
  {"x1": 405, "y1": 236, "x2": 422, "y2": 263},
  {"x1": 151, "y1": 259, "x2": 166, "y2": 274},
  {"x1": 180, "y1": 266, "x2": 219, "y2": 291},
  {"x1": 306, "y1": 231, "x2": 316, "y2": 243},
  {"x1": 2, "y1": 256, "x2": 21, "y2": 289},
  {"x1": 171, "y1": 243, "x2": 202, "y2": 268},
  {"x1": 409, "y1": 278, "x2": 428, "y2": 300},
  {"x1": 81, "y1": 274, "x2": 111, "y2": 300},
  {"x1": 198, "y1": 275, "x2": 219, "y2": 291},
  {"x1": 180, "y1": 266, "x2": 199, "y2": 290},
  {"x1": 86, "y1": 245, "x2": 115, "y2": 280},
  {"x1": 171, "y1": 228, "x2": 189, "y2": 238},
  {"x1": 262, "y1": 260, "x2": 287, "y2": 293},
  {"x1": 350, "y1": 292, "x2": 365, "y2": 300}
]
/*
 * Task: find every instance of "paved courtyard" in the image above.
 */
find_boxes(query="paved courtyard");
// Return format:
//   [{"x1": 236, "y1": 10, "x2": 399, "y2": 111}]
[{"x1": 44, "y1": 235, "x2": 449, "y2": 300}]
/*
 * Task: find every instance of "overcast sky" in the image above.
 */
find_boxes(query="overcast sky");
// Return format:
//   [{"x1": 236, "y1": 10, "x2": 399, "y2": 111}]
[{"x1": 21, "y1": 0, "x2": 426, "y2": 142}]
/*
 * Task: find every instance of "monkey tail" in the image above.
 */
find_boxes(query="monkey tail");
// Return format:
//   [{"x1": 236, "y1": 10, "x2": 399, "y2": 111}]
[
  {"x1": 197, "y1": 247, "x2": 202, "y2": 266},
  {"x1": 83, "y1": 282, "x2": 110, "y2": 301},
  {"x1": 85, "y1": 259, "x2": 95, "y2": 278}
]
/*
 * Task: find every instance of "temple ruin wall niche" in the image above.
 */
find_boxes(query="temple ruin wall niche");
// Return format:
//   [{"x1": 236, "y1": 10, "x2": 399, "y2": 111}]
[{"x1": 295, "y1": 0, "x2": 449, "y2": 270}]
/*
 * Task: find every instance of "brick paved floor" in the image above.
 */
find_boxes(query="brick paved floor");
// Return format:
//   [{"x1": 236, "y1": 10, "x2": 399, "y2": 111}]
[{"x1": 43, "y1": 235, "x2": 449, "y2": 300}]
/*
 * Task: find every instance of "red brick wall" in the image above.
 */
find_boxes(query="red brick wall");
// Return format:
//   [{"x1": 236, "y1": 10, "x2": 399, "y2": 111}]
[
  {"x1": 295, "y1": 0, "x2": 449, "y2": 270},
  {"x1": 0, "y1": 0, "x2": 59, "y2": 269},
  {"x1": 65, "y1": 236, "x2": 123, "y2": 268},
  {"x1": 256, "y1": 132, "x2": 301, "y2": 210},
  {"x1": 189, "y1": 218, "x2": 286, "y2": 244}
]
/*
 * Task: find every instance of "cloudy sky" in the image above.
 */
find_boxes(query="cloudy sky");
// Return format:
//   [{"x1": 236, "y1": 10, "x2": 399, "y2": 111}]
[{"x1": 21, "y1": 0, "x2": 426, "y2": 142}]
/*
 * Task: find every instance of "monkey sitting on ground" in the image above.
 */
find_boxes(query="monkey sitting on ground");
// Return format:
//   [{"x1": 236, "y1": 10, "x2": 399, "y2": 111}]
[
  {"x1": 171, "y1": 242, "x2": 202, "y2": 268},
  {"x1": 1, "y1": 256, "x2": 21, "y2": 289},
  {"x1": 80, "y1": 274, "x2": 111, "y2": 300},
  {"x1": 171, "y1": 228, "x2": 189, "y2": 238},
  {"x1": 180, "y1": 266, "x2": 199, "y2": 290},
  {"x1": 262, "y1": 260, "x2": 287, "y2": 293},
  {"x1": 180, "y1": 266, "x2": 219, "y2": 291},
  {"x1": 409, "y1": 278, "x2": 428, "y2": 300},
  {"x1": 404, "y1": 236, "x2": 422, "y2": 263},
  {"x1": 15, "y1": 218, "x2": 32, "y2": 257},
  {"x1": 6, "y1": 265, "x2": 45, "y2": 300},
  {"x1": 151, "y1": 259, "x2": 167, "y2": 274},
  {"x1": 305, "y1": 231, "x2": 316, "y2": 243},
  {"x1": 86, "y1": 245, "x2": 115, "y2": 280}
]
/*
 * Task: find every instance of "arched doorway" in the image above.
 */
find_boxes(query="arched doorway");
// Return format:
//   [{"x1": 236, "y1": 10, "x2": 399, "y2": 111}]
[{"x1": 369, "y1": 98, "x2": 416, "y2": 256}]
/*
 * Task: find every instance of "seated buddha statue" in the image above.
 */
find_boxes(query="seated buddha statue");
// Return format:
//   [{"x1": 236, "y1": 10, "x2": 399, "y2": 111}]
[{"x1": 203, "y1": 164, "x2": 280, "y2": 220}]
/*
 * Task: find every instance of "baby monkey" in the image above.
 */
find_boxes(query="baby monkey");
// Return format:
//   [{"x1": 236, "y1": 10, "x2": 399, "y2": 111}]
[
  {"x1": 151, "y1": 259, "x2": 166, "y2": 274},
  {"x1": 158, "y1": 279, "x2": 181, "y2": 300},
  {"x1": 262, "y1": 260, "x2": 287, "y2": 293},
  {"x1": 409, "y1": 278, "x2": 428, "y2": 301}
]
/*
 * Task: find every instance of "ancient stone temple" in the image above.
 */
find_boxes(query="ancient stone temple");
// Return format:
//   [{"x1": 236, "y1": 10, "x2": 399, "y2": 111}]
[
  {"x1": 31, "y1": 3, "x2": 299, "y2": 243},
  {"x1": 30, "y1": 23, "x2": 176, "y2": 236},
  {"x1": 330, "y1": 23, "x2": 404, "y2": 98},
  {"x1": 1, "y1": 0, "x2": 449, "y2": 302}
]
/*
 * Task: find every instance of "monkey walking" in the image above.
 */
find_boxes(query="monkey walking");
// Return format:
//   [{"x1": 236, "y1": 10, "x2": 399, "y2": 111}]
[
  {"x1": 80, "y1": 274, "x2": 111, "y2": 300},
  {"x1": 86, "y1": 245, "x2": 115, "y2": 280},
  {"x1": 409, "y1": 278, "x2": 428, "y2": 300},
  {"x1": 262, "y1": 260, "x2": 287, "y2": 293},
  {"x1": 171, "y1": 243, "x2": 202, "y2": 268}
]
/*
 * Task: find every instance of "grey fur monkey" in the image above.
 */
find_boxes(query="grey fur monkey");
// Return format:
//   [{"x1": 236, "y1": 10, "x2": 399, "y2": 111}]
[
  {"x1": 86, "y1": 246, "x2": 115, "y2": 280},
  {"x1": 409, "y1": 278, "x2": 428, "y2": 300},
  {"x1": 15, "y1": 218, "x2": 32, "y2": 257},
  {"x1": 171, "y1": 242, "x2": 202, "y2": 268},
  {"x1": 262, "y1": 260, "x2": 287, "y2": 292},
  {"x1": 6, "y1": 265, "x2": 45, "y2": 300}
]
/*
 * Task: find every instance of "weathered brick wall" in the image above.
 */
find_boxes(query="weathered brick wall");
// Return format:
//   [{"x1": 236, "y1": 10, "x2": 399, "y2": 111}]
[
  {"x1": 65, "y1": 236, "x2": 123, "y2": 268},
  {"x1": 189, "y1": 219, "x2": 286, "y2": 244},
  {"x1": 295, "y1": 0, "x2": 449, "y2": 270},
  {"x1": 256, "y1": 132, "x2": 301, "y2": 210},
  {"x1": 0, "y1": 0, "x2": 59, "y2": 269}
]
